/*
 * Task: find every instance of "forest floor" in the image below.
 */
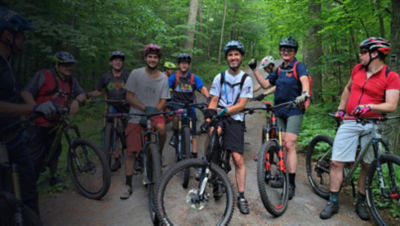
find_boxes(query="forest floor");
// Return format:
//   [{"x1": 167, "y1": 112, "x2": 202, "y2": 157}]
[{"x1": 38, "y1": 70, "x2": 373, "y2": 226}]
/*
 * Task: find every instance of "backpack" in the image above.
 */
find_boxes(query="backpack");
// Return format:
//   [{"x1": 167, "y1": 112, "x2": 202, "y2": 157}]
[
  {"x1": 36, "y1": 69, "x2": 73, "y2": 97},
  {"x1": 277, "y1": 61, "x2": 312, "y2": 102},
  {"x1": 219, "y1": 71, "x2": 249, "y2": 105}
]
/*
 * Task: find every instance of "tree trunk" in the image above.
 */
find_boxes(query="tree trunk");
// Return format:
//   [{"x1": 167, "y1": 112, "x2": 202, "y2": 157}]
[
  {"x1": 304, "y1": 0, "x2": 323, "y2": 102},
  {"x1": 184, "y1": 0, "x2": 199, "y2": 55},
  {"x1": 376, "y1": 0, "x2": 385, "y2": 37},
  {"x1": 217, "y1": 0, "x2": 227, "y2": 65}
]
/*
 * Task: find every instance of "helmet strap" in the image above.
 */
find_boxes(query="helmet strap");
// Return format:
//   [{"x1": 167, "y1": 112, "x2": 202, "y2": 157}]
[{"x1": 364, "y1": 52, "x2": 378, "y2": 70}]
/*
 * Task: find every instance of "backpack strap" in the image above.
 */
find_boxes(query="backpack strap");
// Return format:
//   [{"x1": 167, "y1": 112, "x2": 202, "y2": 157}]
[
  {"x1": 292, "y1": 61, "x2": 300, "y2": 80},
  {"x1": 174, "y1": 71, "x2": 180, "y2": 88},
  {"x1": 385, "y1": 66, "x2": 391, "y2": 77},
  {"x1": 234, "y1": 73, "x2": 249, "y2": 104},
  {"x1": 218, "y1": 71, "x2": 249, "y2": 105}
]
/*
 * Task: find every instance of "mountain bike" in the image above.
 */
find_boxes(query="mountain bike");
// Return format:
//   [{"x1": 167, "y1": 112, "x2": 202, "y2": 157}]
[
  {"x1": 36, "y1": 108, "x2": 111, "y2": 200},
  {"x1": 167, "y1": 101, "x2": 206, "y2": 188},
  {"x1": 250, "y1": 100, "x2": 298, "y2": 217},
  {"x1": 306, "y1": 114, "x2": 400, "y2": 225},
  {"x1": 106, "y1": 111, "x2": 167, "y2": 224},
  {"x1": 0, "y1": 116, "x2": 42, "y2": 226},
  {"x1": 155, "y1": 108, "x2": 258, "y2": 225}
]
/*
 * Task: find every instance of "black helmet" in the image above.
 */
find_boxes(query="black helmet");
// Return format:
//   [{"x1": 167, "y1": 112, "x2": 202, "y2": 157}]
[
  {"x1": 54, "y1": 51, "x2": 77, "y2": 64},
  {"x1": 176, "y1": 53, "x2": 191, "y2": 64},
  {"x1": 109, "y1": 51, "x2": 125, "y2": 61},
  {"x1": 0, "y1": 7, "x2": 35, "y2": 33},
  {"x1": 279, "y1": 37, "x2": 299, "y2": 51},
  {"x1": 359, "y1": 37, "x2": 391, "y2": 56},
  {"x1": 224, "y1": 40, "x2": 245, "y2": 56}
]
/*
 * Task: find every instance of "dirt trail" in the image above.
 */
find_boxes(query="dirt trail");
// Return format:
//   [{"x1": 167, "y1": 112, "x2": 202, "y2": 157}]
[{"x1": 39, "y1": 72, "x2": 372, "y2": 226}]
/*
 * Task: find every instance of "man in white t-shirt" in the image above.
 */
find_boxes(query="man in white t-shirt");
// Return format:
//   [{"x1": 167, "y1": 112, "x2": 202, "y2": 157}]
[
  {"x1": 121, "y1": 44, "x2": 170, "y2": 200},
  {"x1": 207, "y1": 40, "x2": 253, "y2": 214}
]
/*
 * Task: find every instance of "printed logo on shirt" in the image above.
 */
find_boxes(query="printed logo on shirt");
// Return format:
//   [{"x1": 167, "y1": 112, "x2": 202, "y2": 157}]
[
  {"x1": 107, "y1": 81, "x2": 125, "y2": 91},
  {"x1": 175, "y1": 83, "x2": 193, "y2": 93}
]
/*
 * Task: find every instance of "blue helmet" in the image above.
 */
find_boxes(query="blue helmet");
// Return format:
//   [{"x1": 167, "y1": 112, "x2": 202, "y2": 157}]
[
  {"x1": 224, "y1": 40, "x2": 245, "y2": 56},
  {"x1": 54, "y1": 51, "x2": 77, "y2": 64},
  {"x1": 176, "y1": 53, "x2": 191, "y2": 64},
  {"x1": 0, "y1": 7, "x2": 35, "y2": 33}
]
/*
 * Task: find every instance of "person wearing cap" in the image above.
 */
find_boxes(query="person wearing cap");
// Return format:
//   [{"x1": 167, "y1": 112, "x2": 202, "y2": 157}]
[
  {"x1": 122, "y1": 44, "x2": 170, "y2": 199},
  {"x1": 163, "y1": 61, "x2": 176, "y2": 77},
  {"x1": 319, "y1": 37, "x2": 400, "y2": 220},
  {"x1": 88, "y1": 51, "x2": 129, "y2": 172},
  {"x1": 0, "y1": 7, "x2": 58, "y2": 216},
  {"x1": 21, "y1": 51, "x2": 86, "y2": 186}
]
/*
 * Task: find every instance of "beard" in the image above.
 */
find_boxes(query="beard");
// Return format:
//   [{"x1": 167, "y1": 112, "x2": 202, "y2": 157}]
[
  {"x1": 146, "y1": 62, "x2": 158, "y2": 70},
  {"x1": 228, "y1": 60, "x2": 242, "y2": 72}
]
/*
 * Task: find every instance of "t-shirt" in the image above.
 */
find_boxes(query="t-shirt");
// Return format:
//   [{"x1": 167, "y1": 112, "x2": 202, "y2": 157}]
[
  {"x1": 347, "y1": 64, "x2": 400, "y2": 117},
  {"x1": 168, "y1": 72, "x2": 204, "y2": 103},
  {"x1": 95, "y1": 70, "x2": 129, "y2": 112},
  {"x1": 209, "y1": 70, "x2": 253, "y2": 121},
  {"x1": 125, "y1": 67, "x2": 170, "y2": 123},
  {"x1": 267, "y1": 58, "x2": 308, "y2": 117},
  {"x1": 0, "y1": 57, "x2": 20, "y2": 130}
]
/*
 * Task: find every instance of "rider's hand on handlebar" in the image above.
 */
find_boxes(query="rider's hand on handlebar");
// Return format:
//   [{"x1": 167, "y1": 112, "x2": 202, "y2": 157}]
[
  {"x1": 217, "y1": 108, "x2": 228, "y2": 117},
  {"x1": 334, "y1": 109, "x2": 346, "y2": 120},
  {"x1": 248, "y1": 58, "x2": 257, "y2": 70},
  {"x1": 33, "y1": 101, "x2": 58, "y2": 116},
  {"x1": 295, "y1": 91, "x2": 310, "y2": 105},
  {"x1": 352, "y1": 105, "x2": 371, "y2": 117}
]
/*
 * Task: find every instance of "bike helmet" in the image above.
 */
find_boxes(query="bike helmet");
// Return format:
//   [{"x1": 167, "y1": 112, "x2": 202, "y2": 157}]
[
  {"x1": 164, "y1": 61, "x2": 176, "y2": 69},
  {"x1": 54, "y1": 51, "x2": 77, "y2": 64},
  {"x1": 259, "y1": 56, "x2": 275, "y2": 69},
  {"x1": 142, "y1": 43, "x2": 162, "y2": 57},
  {"x1": 223, "y1": 40, "x2": 245, "y2": 56},
  {"x1": 0, "y1": 7, "x2": 35, "y2": 32},
  {"x1": 279, "y1": 37, "x2": 299, "y2": 52},
  {"x1": 176, "y1": 53, "x2": 191, "y2": 64},
  {"x1": 109, "y1": 50, "x2": 125, "y2": 61},
  {"x1": 359, "y1": 37, "x2": 391, "y2": 56}
]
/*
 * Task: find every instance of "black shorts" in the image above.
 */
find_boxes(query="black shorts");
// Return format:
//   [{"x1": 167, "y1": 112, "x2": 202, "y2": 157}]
[
  {"x1": 24, "y1": 124, "x2": 61, "y2": 176},
  {"x1": 220, "y1": 117, "x2": 245, "y2": 154}
]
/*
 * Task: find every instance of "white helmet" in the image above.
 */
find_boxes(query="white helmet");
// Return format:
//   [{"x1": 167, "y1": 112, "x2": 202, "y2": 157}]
[{"x1": 259, "y1": 56, "x2": 275, "y2": 69}]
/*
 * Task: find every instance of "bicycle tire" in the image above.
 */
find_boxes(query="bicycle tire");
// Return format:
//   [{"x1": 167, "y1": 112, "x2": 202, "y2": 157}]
[
  {"x1": 155, "y1": 158, "x2": 235, "y2": 225},
  {"x1": 147, "y1": 143, "x2": 161, "y2": 224},
  {"x1": 68, "y1": 138, "x2": 111, "y2": 200},
  {"x1": 181, "y1": 126, "x2": 191, "y2": 188},
  {"x1": 103, "y1": 122, "x2": 113, "y2": 167},
  {"x1": 306, "y1": 134, "x2": 333, "y2": 200},
  {"x1": 0, "y1": 195, "x2": 42, "y2": 226},
  {"x1": 257, "y1": 140, "x2": 289, "y2": 216},
  {"x1": 366, "y1": 153, "x2": 400, "y2": 226}
]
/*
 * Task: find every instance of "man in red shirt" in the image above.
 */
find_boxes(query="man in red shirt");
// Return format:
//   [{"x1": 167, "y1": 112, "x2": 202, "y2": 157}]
[{"x1": 320, "y1": 37, "x2": 400, "y2": 220}]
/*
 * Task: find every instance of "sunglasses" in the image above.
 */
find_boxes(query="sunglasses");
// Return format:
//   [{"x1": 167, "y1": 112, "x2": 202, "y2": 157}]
[
  {"x1": 280, "y1": 47, "x2": 295, "y2": 53},
  {"x1": 360, "y1": 49, "x2": 369, "y2": 55}
]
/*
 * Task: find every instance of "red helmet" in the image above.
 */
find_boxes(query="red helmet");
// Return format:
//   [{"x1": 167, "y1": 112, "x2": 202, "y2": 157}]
[
  {"x1": 359, "y1": 37, "x2": 391, "y2": 56},
  {"x1": 143, "y1": 43, "x2": 162, "y2": 57}
]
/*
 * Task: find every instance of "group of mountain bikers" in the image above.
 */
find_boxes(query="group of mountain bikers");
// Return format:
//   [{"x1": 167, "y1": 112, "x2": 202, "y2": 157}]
[{"x1": 1, "y1": 6, "x2": 400, "y2": 224}]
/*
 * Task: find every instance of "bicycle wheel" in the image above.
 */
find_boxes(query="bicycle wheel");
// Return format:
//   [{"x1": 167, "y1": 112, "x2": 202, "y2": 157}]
[
  {"x1": 103, "y1": 122, "x2": 113, "y2": 167},
  {"x1": 181, "y1": 126, "x2": 191, "y2": 188},
  {"x1": 147, "y1": 144, "x2": 161, "y2": 224},
  {"x1": 257, "y1": 140, "x2": 288, "y2": 216},
  {"x1": 68, "y1": 138, "x2": 111, "y2": 200},
  {"x1": 366, "y1": 154, "x2": 400, "y2": 226},
  {"x1": 306, "y1": 134, "x2": 333, "y2": 200},
  {"x1": 155, "y1": 158, "x2": 235, "y2": 225}
]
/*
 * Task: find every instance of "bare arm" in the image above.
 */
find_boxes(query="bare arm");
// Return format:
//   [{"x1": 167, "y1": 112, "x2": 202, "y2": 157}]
[
  {"x1": 338, "y1": 79, "x2": 352, "y2": 110},
  {"x1": 226, "y1": 97, "x2": 249, "y2": 115},
  {"x1": 87, "y1": 90, "x2": 102, "y2": 98},
  {"x1": 369, "y1": 89, "x2": 400, "y2": 113},
  {"x1": 21, "y1": 91, "x2": 36, "y2": 105},
  {"x1": 252, "y1": 69, "x2": 272, "y2": 89},
  {"x1": 0, "y1": 101, "x2": 34, "y2": 116},
  {"x1": 156, "y1": 99, "x2": 167, "y2": 112},
  {"x1": 200, "y1": 86, "x2": 210, "y2": 99},
  {"x1": 262, "y1": 86, "x2": 276, "y2": 96},
  {"x1": 299, "y1": 75, "x2": 310, "y2": 93},
  {"x1": 126, "y1": 90, "x2": 146, "y2": 111}
]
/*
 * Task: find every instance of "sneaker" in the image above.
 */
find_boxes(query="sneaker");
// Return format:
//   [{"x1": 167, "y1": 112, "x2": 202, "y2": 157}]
[
  {"x1": 355, "y1": 198, "x2": 370, "y2": 220},
  {"x1": 237, "y1": 198, "x2": 250, "y2": 214},
  {"x1": 111, "y1": 158, "x2": 121, "y2": 172},
  {"x1": 288, "y1": 185, "x2": 295, "y2": 200},
  {"x1": 195, "y1": 168, "x2": 203, "y2": 181},
  {"x1": 120, "y1": 185, "x2": 132, "y2": 200},
  {"x1": 320, "y1": 201, "x2": 339, "y2": 219}
]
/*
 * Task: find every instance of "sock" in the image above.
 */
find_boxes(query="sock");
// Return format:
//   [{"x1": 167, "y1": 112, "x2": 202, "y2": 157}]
[
  {"x1": 126, "y1": 175, "x2": 132, "y2": 187},
  {"x1": 192, "y1": 152, "x2": 198, "y2": 158},
  {"x1": 329, "y1": 191, "x2": 339, "y2": 203},
  {"x1": 238, "y1": 192, "x2": 245, "y2": 199},
  {"x1": 289, "y1": 173, "x2": 296, "y2": 187}
]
